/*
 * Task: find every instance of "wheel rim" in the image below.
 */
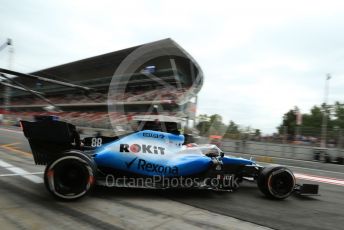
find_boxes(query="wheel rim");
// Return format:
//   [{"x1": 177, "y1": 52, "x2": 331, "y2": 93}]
[
  {"x1": 268, "y1": 169, "x2": 295, "y2": 199},
  {"x1": 47, "y1": 156, "x2": 94, "y2": 199}
]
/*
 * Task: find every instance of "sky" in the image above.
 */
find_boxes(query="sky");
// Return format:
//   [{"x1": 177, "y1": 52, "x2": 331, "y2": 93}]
[{"x1": 1, "y1": 0, "x2": 344, "y2": 134}]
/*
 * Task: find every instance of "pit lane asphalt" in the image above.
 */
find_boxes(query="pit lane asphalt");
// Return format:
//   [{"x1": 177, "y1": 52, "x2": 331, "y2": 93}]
[{"x1": 0, "y1": 126, "x2": 343, "y2": 230}]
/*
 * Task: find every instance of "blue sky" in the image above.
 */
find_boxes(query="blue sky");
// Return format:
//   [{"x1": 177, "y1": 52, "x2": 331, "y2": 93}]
[{"x1": 1, "y1": 0, "x2": 344, "y2": 133}]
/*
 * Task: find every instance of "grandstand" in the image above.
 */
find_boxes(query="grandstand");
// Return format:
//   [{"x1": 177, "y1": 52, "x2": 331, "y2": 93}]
[{"x1": 0, "y1": 38, "x2": 203, "y2": 132}]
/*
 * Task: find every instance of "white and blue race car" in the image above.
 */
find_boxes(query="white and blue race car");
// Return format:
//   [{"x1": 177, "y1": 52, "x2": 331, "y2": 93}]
[{"x1": 21, "y1": 119, "x2": 319, "y2": 201}]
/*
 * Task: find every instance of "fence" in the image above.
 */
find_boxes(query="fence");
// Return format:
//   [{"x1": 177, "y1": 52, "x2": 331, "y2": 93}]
[
  {"x1": 220, "y1": 125, "x2": 344, "y2": 149},
  {"x1": 220, "y1": 138, "x2": 344, "y2": 164}
]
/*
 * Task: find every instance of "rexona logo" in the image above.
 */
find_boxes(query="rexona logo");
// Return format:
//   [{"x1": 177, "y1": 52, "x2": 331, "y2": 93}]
[
  {"x1": 137, "y1": 159, "x2": 178, "y2": 175},
  {"x1": 120, "y1": 144, "x2": 165, "y2": 155}
]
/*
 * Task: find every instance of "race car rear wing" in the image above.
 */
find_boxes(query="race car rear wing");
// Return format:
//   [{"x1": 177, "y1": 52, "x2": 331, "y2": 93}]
[{"x1": 21, "y1": 120, "x2": 80, "y2": 165}]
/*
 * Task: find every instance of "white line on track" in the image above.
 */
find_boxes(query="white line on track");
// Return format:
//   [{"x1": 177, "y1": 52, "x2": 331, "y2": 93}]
[
  {"x1": 268, "y1": 163, "x2": 344, "y2": 175},
  {"x1": 0, "y1": 159, "x2": 43, "y2": 183},
  {"x1": 294, "y1": 173, "x2": 344, "y2": 186},
  {"x1": 0, "y1": 172, "x2": 43, "y2": 177},
  {"x1": 0, "y1": 127, "x2": 23, "y2": 134}
]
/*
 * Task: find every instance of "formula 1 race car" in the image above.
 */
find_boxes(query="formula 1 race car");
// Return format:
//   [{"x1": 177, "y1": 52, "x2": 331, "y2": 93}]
[{"x1": 21, "y1": 119, "x2": 319, "y2": 200}]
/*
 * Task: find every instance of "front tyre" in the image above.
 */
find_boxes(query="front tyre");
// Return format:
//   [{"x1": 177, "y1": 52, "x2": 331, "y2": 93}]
[
  {"x1": 257, "y1": 166, "x2": 295, "y2": 200},
  {"x1": 44, "y1": 151, "x2": 96, "y2": 201}
]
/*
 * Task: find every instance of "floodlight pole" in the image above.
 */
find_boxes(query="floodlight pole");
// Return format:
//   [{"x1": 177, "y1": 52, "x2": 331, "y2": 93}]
[
  {"x1": 321, "y1": 74, "x2": 331, "y2": 148},
  {"x1": 3, "y1": 39, "x2": 13, "y2": 113}
]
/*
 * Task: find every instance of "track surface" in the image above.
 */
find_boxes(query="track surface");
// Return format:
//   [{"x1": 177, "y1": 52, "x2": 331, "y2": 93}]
[{"x1": 0, "y1": 126, "x2": 343, "y2": 230}]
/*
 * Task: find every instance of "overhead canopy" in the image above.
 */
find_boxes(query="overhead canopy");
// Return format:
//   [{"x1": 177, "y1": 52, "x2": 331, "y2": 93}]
[{"x1": 0, "y1": 38, "x2": 203, "y2": 98}]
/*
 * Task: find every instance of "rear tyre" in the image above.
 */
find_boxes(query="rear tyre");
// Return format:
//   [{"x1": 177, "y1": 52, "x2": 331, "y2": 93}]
[
  {"x1": 44, "y1": 150, "x2": 96, "y2": 201},
  {"x1": 257, "y1": 166, "x2": 295, "y2": 200}
]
